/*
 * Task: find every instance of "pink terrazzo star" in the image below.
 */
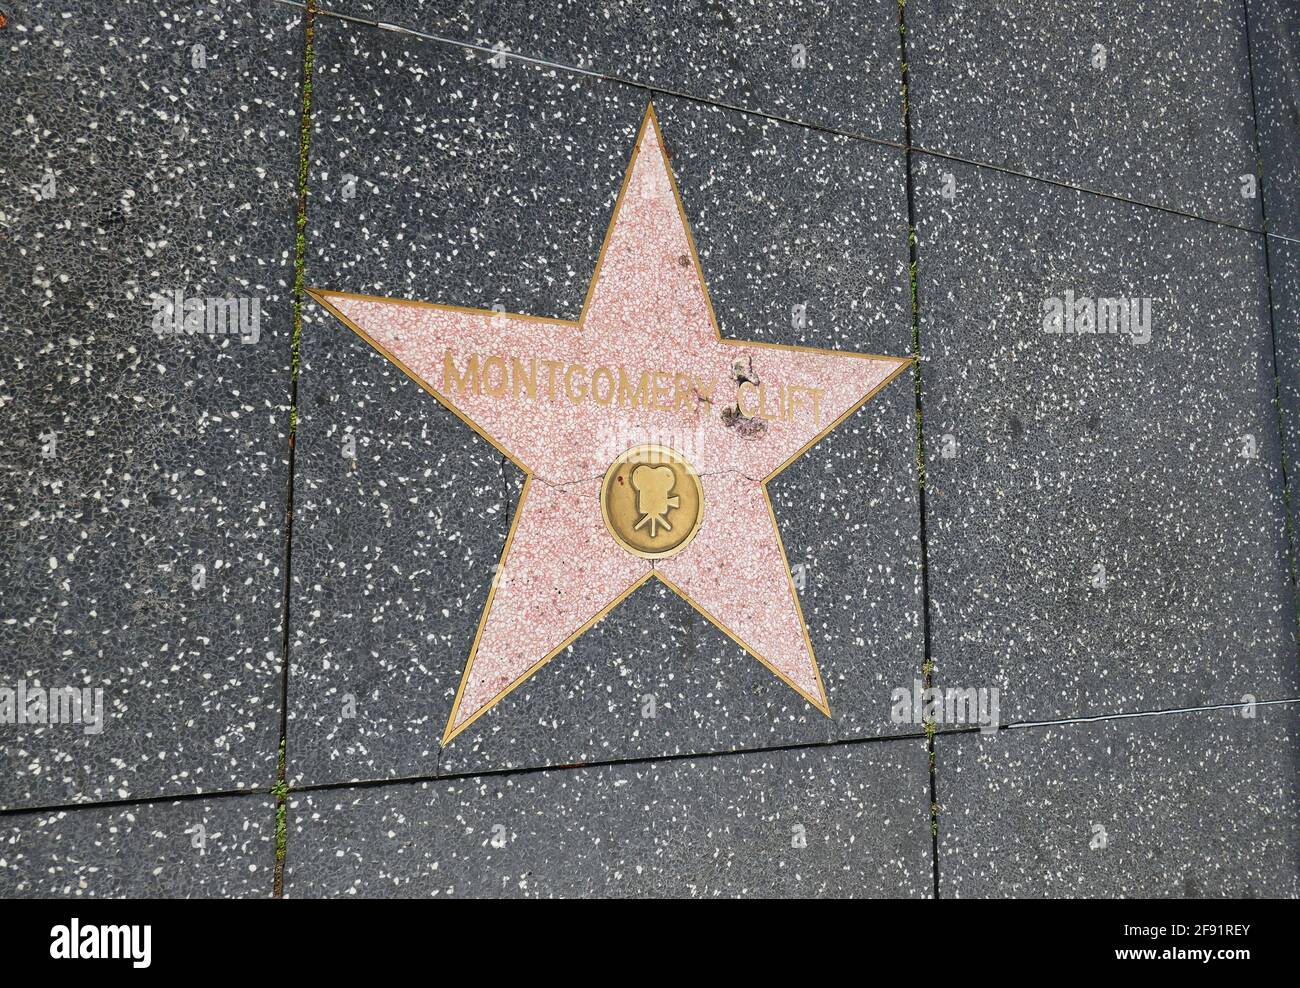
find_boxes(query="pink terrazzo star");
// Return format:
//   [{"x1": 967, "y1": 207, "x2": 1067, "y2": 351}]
[{"x1": 309, "y1": 104, "x2": 912, "y2": 744}]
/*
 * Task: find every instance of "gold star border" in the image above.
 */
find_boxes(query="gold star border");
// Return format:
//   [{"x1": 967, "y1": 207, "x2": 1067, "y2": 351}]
[{"x1": 307, "y1": 103, "x2": 914, "y2": 745}]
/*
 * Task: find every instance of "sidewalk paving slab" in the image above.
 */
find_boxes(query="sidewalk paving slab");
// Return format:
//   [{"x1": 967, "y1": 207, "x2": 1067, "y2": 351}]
[
  {"x1": 0, "y1": 0, "x2": 300, "y2": 810},
  {"x1": 1246, "y1": 0, "x2": 1300, "y2": 240},
  {"x1": 907, "y1": 0, "x2": 1263, "y2": 228},
  {"x1": 316, "y1": 0, "x2": 906, "y2": 142},
  {"x1": 936, "y1": 704, "x2": 1300, "y2": 898},
  {"x1": 284, "y1": 739, "x2": 933, "y2": 897},
  {"x1": 293, "y1": 17, "x2": 923, "y2": 786},
  {"x1": 2, "y1": 795, "x2": 277, "y2": 898},
  {"x1": 913, "y1": 153, "x2": 1298, "y2": 725},
  {"x1": 1267, "y1": 235, "x2": 1300, "y2": 594}
]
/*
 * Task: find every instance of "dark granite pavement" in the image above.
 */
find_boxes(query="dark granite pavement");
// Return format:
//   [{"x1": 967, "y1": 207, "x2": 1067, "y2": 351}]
[{"x1": 1, "y1": 0, "x2": 1295, "y2": 898}]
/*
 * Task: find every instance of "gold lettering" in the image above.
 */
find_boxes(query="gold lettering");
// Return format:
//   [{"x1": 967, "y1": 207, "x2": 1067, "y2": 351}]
[
  {"x1": 445, "y1": 351, "x2": 819, "y2": 423},
  {"x1": 541, "y1": 359, "x2": 562, "y2": 401},
  {"x1": 591, "y1": 366, "x2": 615, "y2": 405},
  {"x1": 443, "y1": 350, "x2": 480, "y2": 396},
  {"x1": 565, "y1": 363, "x2": 588, "y2": 403},
  {"x1": 482, "y1": 355, "x2": 508, "y2": 398},
  {"x1": 511, "y1": 356, "x2": 537, "y2": 400},
  {"x1": 653, "y1": 371, "x2": 672, "y2": 410},
  {"x1": 672, "y1": 373, "x2": 693, "y2": 410},
  {"x1": 618, "y1": 367, "x2": 649, "y2": 409}
]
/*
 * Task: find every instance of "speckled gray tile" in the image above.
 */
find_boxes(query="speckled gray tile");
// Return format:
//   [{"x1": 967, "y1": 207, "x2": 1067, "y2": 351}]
[
  {"x1": 936, "y1": 704, "x2": 1300, "y2": 897},
  {"x1": 1269, "y1": 236, "x2": 1300, "y2": 596},
  {"x1": 654, "y1": 98, "x2": 911, "y2": 354},
  {"x1": 0, "y1": 1, "x2": 299, "y2": 809},
  {"x1": 2, "y1": 794, "x2": 276, "y2": 897},
  {"x1": 769, "y1": 382, "x2": 925, "y2": 743},
  {"x1": 289, "y1": 304, "x2": 514, "y2": 785},
  {"x1": 914, "y1": 155, "x2": 1298, "y2": 724},
  {"x1": 908, "y1": 0, "x2": 1263, "y2": 227},
  {"x1": 293, "y1": 17, "x2": 922, "y2": 782},
  {"x1": 304, "y1": 19, "x2": 645, "y2": 313},
  {"x1": 284, "y1": 739, "x2": 932, "y2": 897},
  {"x1": 1248, "y1": 0, "x2": 1300, "y2": 239},
  {"x1": 317, "y1": 0, "x2": 905, "y2": 142}
]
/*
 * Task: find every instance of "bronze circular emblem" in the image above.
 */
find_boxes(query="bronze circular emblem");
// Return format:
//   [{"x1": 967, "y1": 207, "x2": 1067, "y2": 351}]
[{"x1": 600, "y1": 444, "x2": 703, "y2": 559}]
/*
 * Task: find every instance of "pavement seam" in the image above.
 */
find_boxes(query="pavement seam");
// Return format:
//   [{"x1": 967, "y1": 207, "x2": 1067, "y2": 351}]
[
  {"x1": 5, "y1": 698, "x2": 1294, "y2": 818},
  {"x1": 895, "y1": 0, "x2": 941, "y2": 902},
  {"x1": 271, "y1": 0, "x2": 317, "y2": 899},
  {"x1": 285, "y1": 728, "x2": 933, "y2": 795},
  {"x1": 1005, "y1": 695, "x2": 1300, "y2": 730},
  {"x1": 1241, "y1": 0, "x2": 1300, "y2": 637},
  {"x1": 280, "y1": 0, "x2": 1280, "y2": 240},
  {"x1": 0, "y1": 788, "x2": 273, "y2": 820}
]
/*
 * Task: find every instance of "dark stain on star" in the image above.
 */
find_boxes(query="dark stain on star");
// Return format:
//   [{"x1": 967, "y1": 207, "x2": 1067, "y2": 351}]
[
  {"x1": 720, "y1": 356, "x2": 767, "y2": 438},
  {"x1": 721, "y1": 403, "x2": 767, "y2": 439}
]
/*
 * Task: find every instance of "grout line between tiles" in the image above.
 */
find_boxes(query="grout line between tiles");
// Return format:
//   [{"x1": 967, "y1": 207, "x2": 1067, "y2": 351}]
[
  {"x1": 271, "y1": 0, "x2": 317, "y2": 899},
  {"x1": 895, "y1": 0, "x2": 941, "y2": 902},
  {"x1": 1241, "y1": 0, "x2": 1300, "y2": 635},
  {"x1": 0, "y1": 787, "x2": 273, "y2": 820},
  {"x1": 275, "y1": 0, "x2": 1292, "y2": 242},
  {"x1": 5, "y1": 698, "x2": 1294, "y2": 819},
  {"x1": 1005, "y1": 696, "x2": 1300, "y2": 731},
  {"x1": 284, "y1": 727, "x2": 933, "y2": 796}
]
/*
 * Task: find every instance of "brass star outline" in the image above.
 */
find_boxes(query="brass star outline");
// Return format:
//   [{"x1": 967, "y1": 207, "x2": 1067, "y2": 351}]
[{"x1": 308, "y1": 103, "x2": 913, "y2": 744}]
